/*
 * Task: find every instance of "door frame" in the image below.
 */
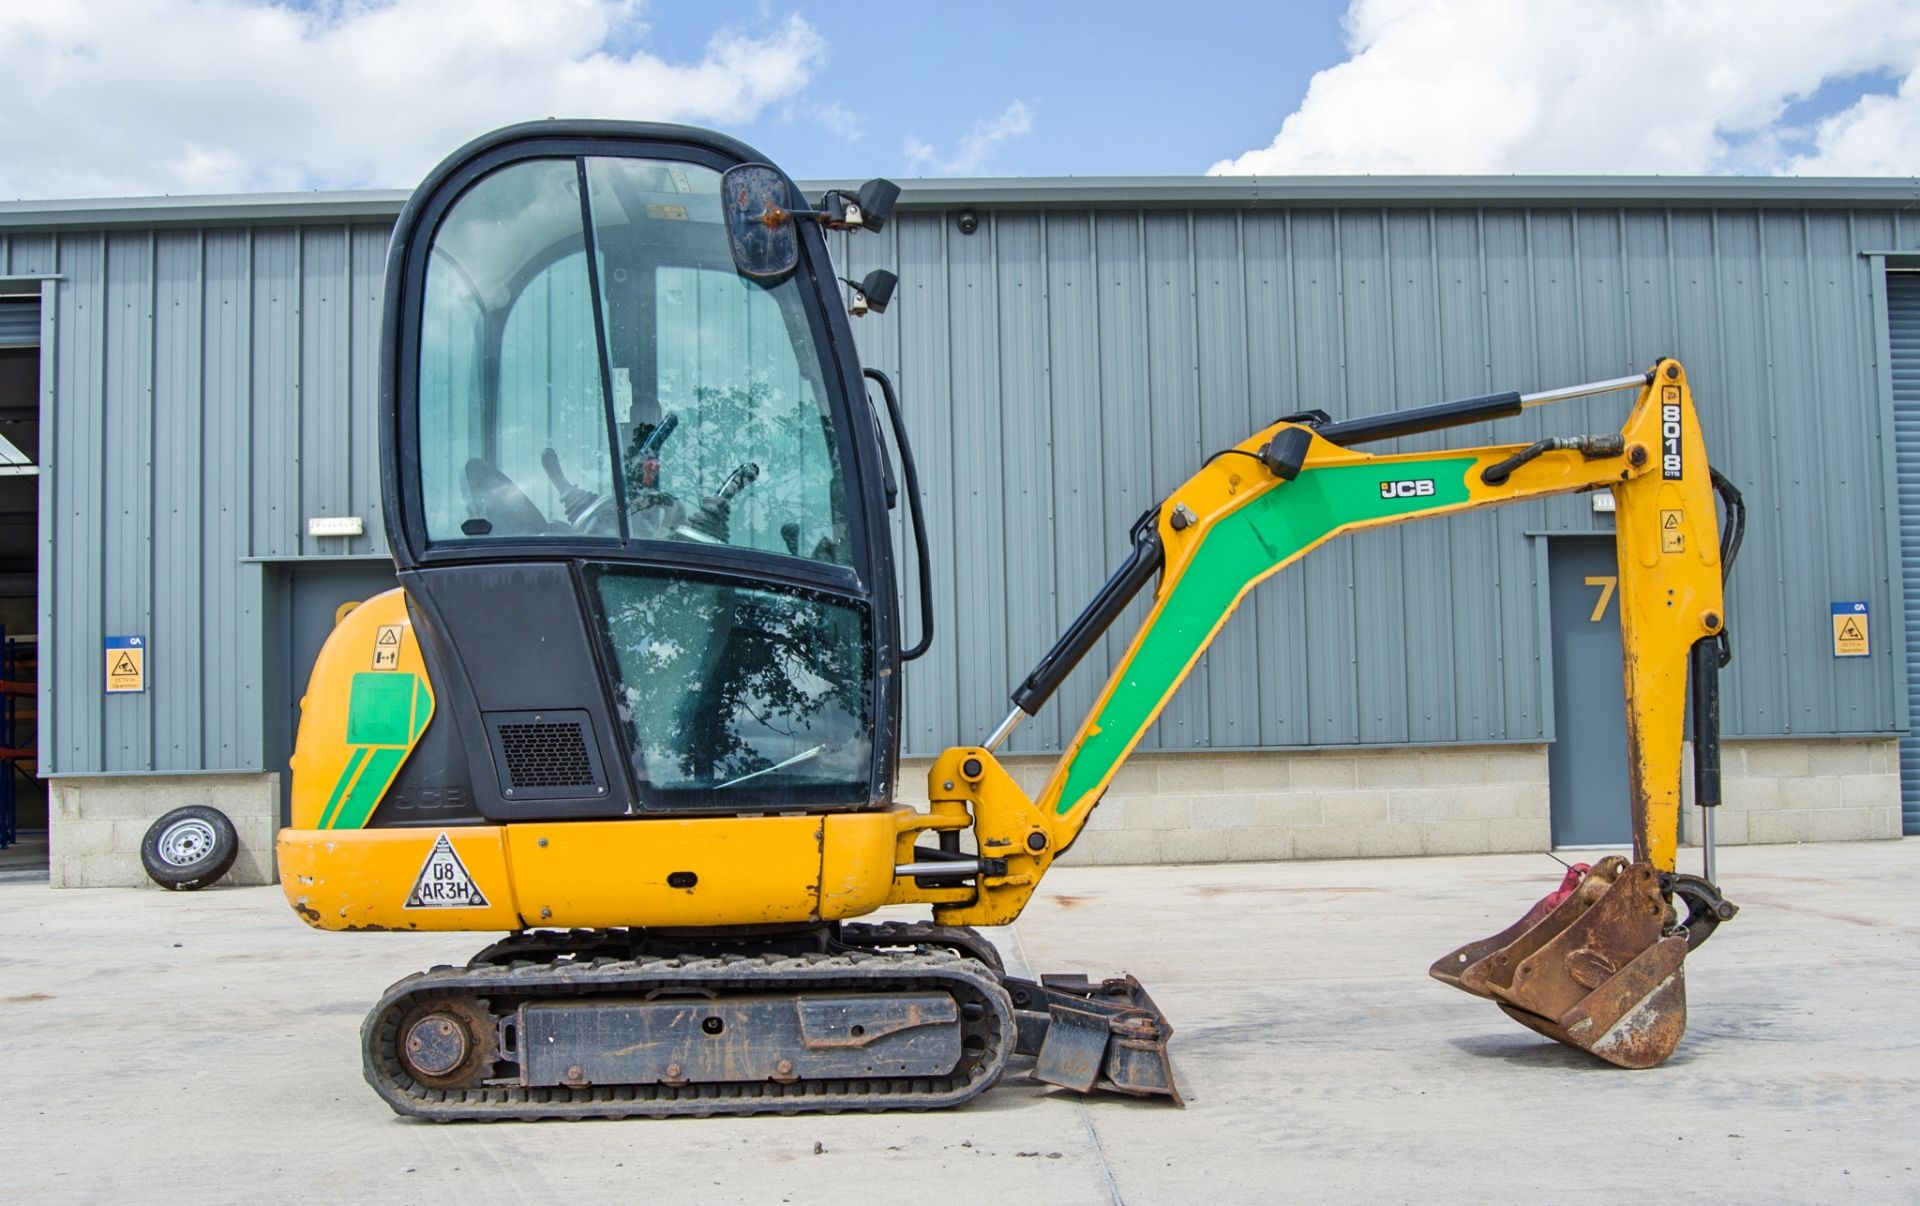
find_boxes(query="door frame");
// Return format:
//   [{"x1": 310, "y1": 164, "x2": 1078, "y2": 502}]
[{"x1": 0, "y1": 276, "x2": 56, "y2": 775}]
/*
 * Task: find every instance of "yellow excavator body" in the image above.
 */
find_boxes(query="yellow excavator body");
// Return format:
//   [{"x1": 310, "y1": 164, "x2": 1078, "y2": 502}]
[{"x1": 276, "y1": 120, "x2": 1742, "y2": 1118}]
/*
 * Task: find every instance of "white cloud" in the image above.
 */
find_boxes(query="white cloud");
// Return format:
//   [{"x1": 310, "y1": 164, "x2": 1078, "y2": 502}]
[
  {"x1": 1210, "y1": 0, "x2": 1920, "y2": 176},
  {"x1": 902, "y1": 100, "x2": 1034, "y2": 175},
  {"x1": 1788, "y1": 69, "x2": 1920, "y2": 174},
  {"x1": 0, "y1": 1, "x2": 826, "y2": 199}
]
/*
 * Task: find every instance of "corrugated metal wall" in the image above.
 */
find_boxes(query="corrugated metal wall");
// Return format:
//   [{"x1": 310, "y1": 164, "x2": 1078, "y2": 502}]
[
  {"x1": 835, "y1": 205, "x2": 1917, "y2": 758},
  {"x1": 2, "y1": 224, "x2": 394, "y2": 775},
  {"x1": 3, "y1": 190, "x2": 1915, "y2": 775}
]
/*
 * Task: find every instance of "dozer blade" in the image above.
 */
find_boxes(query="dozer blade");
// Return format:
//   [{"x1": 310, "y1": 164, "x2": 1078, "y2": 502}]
[
  {"x1": 1431, "y1": 858, "x2": 1690, "y2": 1069},
  {"x1": 1005, "y1": 973, "x2": 1183, "y2": 1104}
]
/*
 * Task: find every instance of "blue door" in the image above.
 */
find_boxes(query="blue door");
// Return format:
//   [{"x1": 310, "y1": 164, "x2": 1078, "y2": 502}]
[{"x1": 1547, "y1": 537, "x2": 1631, "y2": 848}]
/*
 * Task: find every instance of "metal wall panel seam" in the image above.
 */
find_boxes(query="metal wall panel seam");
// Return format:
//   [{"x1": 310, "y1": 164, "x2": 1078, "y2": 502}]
[
  {"x1": 1804, "y1": 209, "x2": 1842, "y2": 728},
  {"x1": 342, "y1": 224, "x2": 355, "y2": 557},
  {"x1": 1748, "y1": 210, "x2": 1790, "y2": 736},
  {"x1": 1471, "y1": 208, "x2": 1512, "y2": 738},
  {"x1": 195, "y1": 227, "x2": 210, "y2": 766},
  {"x1": 87, "y1": 231, "x2": 107, "y2": 771},
  {"x1": 1233, "y1": 208, "x2": 1269, "y2": 744},
  {"x1": 1705, "y1": 209, "x2": 1747, "y2": 727},
  {"x1": 294, "y1": 226, "x2": 305, "y2": 559},
  {"x1": 1032, "y1": 211, "x2": 1059, "y2": 751},
  {"x1": 1425, "y1": 208, "x2": 1462, "y2": 742},
  {"x1": 1753, "y1": 215, "x2": 1793, "y2": 732},
  {"x1": 244, "y1": 226, "x2": 255, "y2": 561},
  {"x1": 1531, "y1": 533, "x2": 1557, "y2": 741},
  {"x1": 1332, "y1": 207, "x2": 1360, "y2": 744},
  {"x1": 1617, "y1": 208, "x2": 1634, "y2": 367},
  {"x1": 145, "y1": 228, "x2": 159, "y2": 771}
]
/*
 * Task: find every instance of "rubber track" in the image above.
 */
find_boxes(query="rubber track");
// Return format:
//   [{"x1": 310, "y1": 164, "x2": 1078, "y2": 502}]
[
  {"x1": 837, "y1": 921, "x2": 1006, "y2": 974},
  {"x1": 363, "y1": 951, "x2": 1014, "y2": 1121}
]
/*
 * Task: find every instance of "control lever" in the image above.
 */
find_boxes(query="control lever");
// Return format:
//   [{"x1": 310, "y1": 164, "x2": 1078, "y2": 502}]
[
  {"x1": 541, "y1": 448, "x2": 605, "y2": 526},
  {"x1": 683, "y1": 462, "x2": 760, "y2": 543}
]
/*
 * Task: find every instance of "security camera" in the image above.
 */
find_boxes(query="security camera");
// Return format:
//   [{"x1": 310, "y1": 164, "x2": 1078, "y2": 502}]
[{"x1": 956, "y1": 209, "x2": 979, "y2": 236}]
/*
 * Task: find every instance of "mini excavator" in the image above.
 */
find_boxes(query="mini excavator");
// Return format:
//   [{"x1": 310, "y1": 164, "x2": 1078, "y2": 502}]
[{"x1": 279, "y1": 121, "x2": 1741, "y2": 1119}]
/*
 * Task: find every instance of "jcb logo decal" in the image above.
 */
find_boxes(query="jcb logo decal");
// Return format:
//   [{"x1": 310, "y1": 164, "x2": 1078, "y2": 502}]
[{"x1": 1380, "y1": 479, "x2": 1436, "y2": 499}]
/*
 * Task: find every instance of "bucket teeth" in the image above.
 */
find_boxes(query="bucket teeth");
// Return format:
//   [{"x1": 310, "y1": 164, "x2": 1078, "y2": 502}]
[{"x1": 1433, "y1": 858, "x2": 1691, "y2": 1069}]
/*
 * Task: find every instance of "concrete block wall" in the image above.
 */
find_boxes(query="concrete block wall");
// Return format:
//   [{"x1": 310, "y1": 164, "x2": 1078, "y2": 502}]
[
  {"x1": 1682, "y1": 739, "x2": 1903, "y2": 847},
  {"x1": 48, "y1": 773, "x2": 278, "y2": 888},
  {"x1": 37, "y1": 738, "x2": 1899, "y2": 886},
  {"x1": 904, "y1": 737, "x2": 1903, "y2": 867},
  {"x1": 901, "y1": 745, "x2": 1552, "y2": 866}
]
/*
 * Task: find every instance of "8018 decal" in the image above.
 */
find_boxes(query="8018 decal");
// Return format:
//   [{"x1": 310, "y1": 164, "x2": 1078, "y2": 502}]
[
  {"x1": 1661, "y1": 385, "x2": 1683, "y2": 480},
  {"x1": 1379, "y1": 478, "x2": 1437, "y2": 499}
]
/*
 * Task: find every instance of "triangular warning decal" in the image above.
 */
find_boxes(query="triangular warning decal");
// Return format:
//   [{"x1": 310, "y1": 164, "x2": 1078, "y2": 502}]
[
  {"x1": 1662, "y1": 512, "x2": 1680, "y2": 529},
  {"x1": 376, "y1": 628, "x2": 400, "y2": 645},
  {"x1": 112, "y1": 653, "x2": 138, "y2": 675},
  {"x1": 1839, "y1": 618, "x2": 1864, "y2": 641},
  {"x1": 404, "y1": 833, "x2": 489, "y2": 909}
]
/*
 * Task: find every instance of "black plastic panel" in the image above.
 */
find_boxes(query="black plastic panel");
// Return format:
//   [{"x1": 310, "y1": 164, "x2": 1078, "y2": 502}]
[{"x1": 484, "y1": 709, "x2": 607, "y2": 800}]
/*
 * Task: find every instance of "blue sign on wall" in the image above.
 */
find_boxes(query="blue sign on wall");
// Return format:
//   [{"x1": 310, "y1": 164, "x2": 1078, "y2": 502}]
[{"x1": 105, "y1": 635, "x2": 146, "y2": 693}]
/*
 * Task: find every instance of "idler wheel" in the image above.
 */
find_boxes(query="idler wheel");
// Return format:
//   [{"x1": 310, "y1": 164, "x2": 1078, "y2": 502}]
[{"x1": 395, "y1": 996, "x2": 494, "y2": 1089}]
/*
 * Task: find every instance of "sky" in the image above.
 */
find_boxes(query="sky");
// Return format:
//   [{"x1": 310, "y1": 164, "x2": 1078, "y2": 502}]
[{"x1": 1, "y1": 0, "x2": 1917, "y2": 200}]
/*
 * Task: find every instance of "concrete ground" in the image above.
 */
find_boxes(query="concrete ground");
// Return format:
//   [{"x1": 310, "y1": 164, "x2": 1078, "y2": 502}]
[{"x1": 1, "y1": 841, "x2": 1914, "y2": 1204}]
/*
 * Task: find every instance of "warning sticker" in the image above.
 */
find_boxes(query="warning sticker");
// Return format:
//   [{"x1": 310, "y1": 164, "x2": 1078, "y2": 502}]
[
  {"x1": 404, "y1": 833, "x2": 489, "y2": 909},
  {"x1": 1660, "y1": 509, "x2": 1686, "y2": 554},
  {"x1": 105, "y1": 635, "x2": 146, "y2": 694},
  {"x1": 372, "y1": 624, "x2": 403, "y2": 671},
  {"x1": 1832, "y1": 601, "x2": 1869, "y2": 658}
]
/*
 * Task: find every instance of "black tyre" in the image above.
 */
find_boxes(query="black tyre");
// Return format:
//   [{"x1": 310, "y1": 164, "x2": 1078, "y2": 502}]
[{"x1": 141, "y1": 805, "x2": 239, "y2": 891}]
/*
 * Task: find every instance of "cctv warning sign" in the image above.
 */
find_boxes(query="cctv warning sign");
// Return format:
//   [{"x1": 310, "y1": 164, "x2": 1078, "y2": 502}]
[
  {"x1": 105, "y1": 635, "x2": 145, "y2": 693},
  {"x1": 1832, "y1": 602, "x2": 1869, "y2": 658}
]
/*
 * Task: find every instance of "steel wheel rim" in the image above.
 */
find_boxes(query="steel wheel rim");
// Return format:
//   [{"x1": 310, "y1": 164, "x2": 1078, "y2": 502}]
[{"x1": 158, "y1": 818, "x2": 217, "y2": 867}]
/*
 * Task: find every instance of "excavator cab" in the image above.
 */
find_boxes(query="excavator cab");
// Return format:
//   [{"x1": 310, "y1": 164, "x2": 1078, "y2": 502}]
[{"x1": 368, "y1": 123, "x2": 905, "y2": 824}]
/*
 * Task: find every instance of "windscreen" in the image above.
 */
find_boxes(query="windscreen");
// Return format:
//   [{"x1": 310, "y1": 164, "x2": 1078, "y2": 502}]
[
  {"x1": 415, "y1": 154, "x2": 852, "y2": 566},
  {"x1": 587, "y1": 565, "x2": 872, "y2": 807}
]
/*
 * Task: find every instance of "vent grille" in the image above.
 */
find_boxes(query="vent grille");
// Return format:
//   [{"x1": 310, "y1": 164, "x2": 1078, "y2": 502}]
[{"x1": 497, "y1": 720, "x2": 595, "y2": 789}]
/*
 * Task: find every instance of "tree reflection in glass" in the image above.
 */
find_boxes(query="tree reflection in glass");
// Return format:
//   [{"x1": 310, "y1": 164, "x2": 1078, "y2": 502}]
[{"x1": 590, "y1": 569, "x2": 871, "y2": 807}]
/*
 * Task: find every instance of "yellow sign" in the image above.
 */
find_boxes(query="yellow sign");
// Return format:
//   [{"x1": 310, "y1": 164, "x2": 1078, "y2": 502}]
[
  {"x1": 1660, "y1": 509, "x2": 1685, "y2": 554},
  {"x1": 373, "y1": 624, "x2": 403, "y2": 671},
  {"x1": 1832, "y1": 603, "x2": 1869, "y2": 657},
  {"x1": 105, "y1": 636, "x2": 145, "y2": 693}
]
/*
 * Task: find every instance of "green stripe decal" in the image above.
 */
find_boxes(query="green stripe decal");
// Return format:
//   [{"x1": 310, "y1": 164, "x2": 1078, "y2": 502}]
[
  {"x1": 319, "y1": 747, "x2": 370, "y2": 829},
  {"x1": 1051, "y1": 458, "x2": 1477, "y2": 816},
  {"x1": 319, "y1": 671, "x2": 434, "y2": 829},
  {"x1": 330, "y1": 747, "x2": 409, "y2": 831}
]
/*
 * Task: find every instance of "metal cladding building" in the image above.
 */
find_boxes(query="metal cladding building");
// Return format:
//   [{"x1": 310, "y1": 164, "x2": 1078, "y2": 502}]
[{"x1": 2, "y1": 172, "x2": 1916, "y2": 887}]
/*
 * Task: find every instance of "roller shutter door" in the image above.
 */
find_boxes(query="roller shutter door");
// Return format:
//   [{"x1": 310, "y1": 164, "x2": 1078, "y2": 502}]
[
  {"x1": 1890, "y1": 271, "x2": 1920, "y2": 834},
  {"x1": 0, "y1": 299, "x2": 38, "y2": 349}
]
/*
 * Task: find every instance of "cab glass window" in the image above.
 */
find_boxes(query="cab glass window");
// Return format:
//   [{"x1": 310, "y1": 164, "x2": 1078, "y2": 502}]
[
  {"x1": 588, "y1": 566, "x2": 872, "y2": 807},
  {"x1": 583, "y1": 157, "x2": 852, "y2": 565},
  {"x1": 417, "y1": 158, "x2": 614, "y2": 541},
  {"x1": 414, "y1": 153, "x2": 857, "y2": 564}
]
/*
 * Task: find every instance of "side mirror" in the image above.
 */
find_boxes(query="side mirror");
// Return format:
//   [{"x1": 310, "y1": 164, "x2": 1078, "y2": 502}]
[
  {"x1": 844, "y1": 269, "x2": 898, "y2": 317},
  {"x1": 721, "y1": 163, "x2": 800, "y2": 282}
]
